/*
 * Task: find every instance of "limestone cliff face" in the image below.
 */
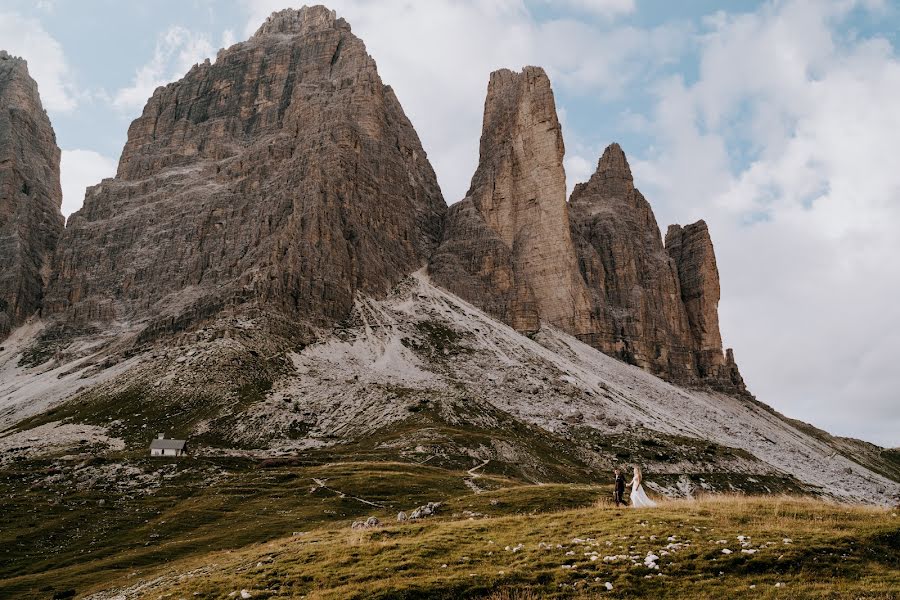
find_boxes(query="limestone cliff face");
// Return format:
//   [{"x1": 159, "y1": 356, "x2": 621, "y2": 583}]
[
  {"x1": 569, "y1": 143, "x2": 745, "y2": 393},
  {"x1": 665, "y1": 221, "x2": 745, "y2": 391},
  {"x1": 430, "y1": 67, "x2": 592, "y2": 336},
  {"x1": 45, "y1": 6, "x2": 446, "y2": 339},
  {"x1": 0, "y1": 51, "x2": 63, "y2": 339},
  {"x1": 569, "y1": 144, "x2": 697, "y2": 382}
]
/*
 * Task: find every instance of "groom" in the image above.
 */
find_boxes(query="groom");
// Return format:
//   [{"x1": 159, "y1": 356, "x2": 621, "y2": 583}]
[{"x1": 614, "y1": 468, "x2": 627, "y2": 506}]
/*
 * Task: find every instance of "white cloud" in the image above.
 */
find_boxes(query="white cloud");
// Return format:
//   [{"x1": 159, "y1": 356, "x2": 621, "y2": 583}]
[
  {"x1": 540, "y1": 0, "x2": 635, "y2": 19},
  {"x1": 112, "y1": 26, "x2": 216, "y2": 114},
  {"x1": 564, "y1": 154, "x2": 594, "y2": 192},
  {"x1": 629, "y1": 0, "x2": 900, "y2": 446},
  {"x1": 221, "y1": 29, "x2": 236, "y2": 49},
  {"x1": 0, "y1": 11, "x2": 79, "y2": 112},
  {"x1": 60, "y1": 150, "x2": 117, "y2": 218}
]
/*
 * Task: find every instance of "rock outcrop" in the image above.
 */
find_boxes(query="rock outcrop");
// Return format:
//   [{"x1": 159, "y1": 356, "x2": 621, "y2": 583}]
[
  {"x1": 665, "y1": 221, "x2": 745, "y2": 391},
  {"x1": 0, "y1": 51, "x2": 64, "y2": 339},
  {"x1": 569, "y1": 143, "x2": 745, "y2": 393},
  {"x1": 45, "y1": 6, "x2": 446, "y2": 341},
  {"x1": 430, "y1": 67, "x2": 592, "y2": 336}
]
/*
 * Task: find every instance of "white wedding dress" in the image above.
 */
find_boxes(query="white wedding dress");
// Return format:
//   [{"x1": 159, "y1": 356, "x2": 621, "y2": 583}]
[{"x1": 630, "y1": 478, "x2": 657, "y2": 508}]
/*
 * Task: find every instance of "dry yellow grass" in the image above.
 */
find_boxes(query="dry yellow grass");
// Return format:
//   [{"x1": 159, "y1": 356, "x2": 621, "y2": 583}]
[{"x1": 81, "y1": 493, "x2": 899, "y2": 599}]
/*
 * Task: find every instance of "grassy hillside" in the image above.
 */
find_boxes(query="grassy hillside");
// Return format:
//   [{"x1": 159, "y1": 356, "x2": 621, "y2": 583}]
[
  {"x1": 5, "y1": 458, "x2": 897, "y2": 600},
  {"x1": 95, "y1": 496, "x2": 900, "y2": 600}
]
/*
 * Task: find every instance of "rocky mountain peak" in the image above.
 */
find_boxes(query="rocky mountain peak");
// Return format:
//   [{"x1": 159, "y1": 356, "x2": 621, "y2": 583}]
[
  {"x1": 569, "y1": 143, "x2": 746, "y2": 394},
  {"x1": 430, "y1": 66, "x2": 593, "y2": 336},
  {"x1": 43, "y1": 8, "x2": 446, "y2": 345},
  {"x1": 252, "y1": 5, "x2": 343, "y2": 38},
  {"x1": 665, "y1": 219, "x2": 745, "y2": 391},
  {"x1": 0, "y1": 50, "x2": 63, "y2": 339},
  {"x1": 570, "y1": 142, "x2": 640, "y2": 214},
  {"x1": 595, "y1": 141, "x2": 633, "y2": 183},
  {"x1": 0, "y1": 50, "x2": 23, "y2": 64}
]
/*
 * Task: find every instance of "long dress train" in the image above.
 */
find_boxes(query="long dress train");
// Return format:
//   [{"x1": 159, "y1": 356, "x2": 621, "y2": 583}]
[{"x1": 630, "y1": 481, "x2": 657, "y2": 508}]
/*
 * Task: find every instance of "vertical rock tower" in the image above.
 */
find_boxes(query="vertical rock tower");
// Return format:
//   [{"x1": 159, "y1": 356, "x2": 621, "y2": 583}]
[
  {"x1": 665, "y1": 220, "x2": 745, "y2": 391},
  {"x1": 430, "y1": 67, "x2": 592, "y2": 336},
  {"x1": 45, "y1": 7, "x2": 446, "y2": 340},
  {"x1": 0, "y1": 51, "x2": 64, "y2": 339}
]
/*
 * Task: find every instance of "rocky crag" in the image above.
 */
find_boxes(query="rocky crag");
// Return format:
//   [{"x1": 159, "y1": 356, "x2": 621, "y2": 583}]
[
  {"x1": 665, "y1": 220, "x2": 745, "y2": 390},
  {"x1": 0, "y1": 51, "x2": 64, "y2": 340},
  {"x1": 44, "y1": 6, "x2": 446, "y2": 346},
  {"x1": 430, "y1": 70, "x2": 744, "y2": 393},
  {"x1": 430, "y1": 67, "x2": 593, "y2": 337},
  {"x1": 570, "y1": 144, "x2": 746, "y2": 393}
]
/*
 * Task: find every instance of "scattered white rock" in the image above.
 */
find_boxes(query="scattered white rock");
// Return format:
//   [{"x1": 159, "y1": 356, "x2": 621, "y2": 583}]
[
  {"x1": 350, "y1": 516, "x2": 380, "y2": 529},
  {"x1": 721, "y1": 548, "x2": 732, "y2": 555},
  {"x1": 408, "y1": 502, "x2": 441, "y2": 520}
]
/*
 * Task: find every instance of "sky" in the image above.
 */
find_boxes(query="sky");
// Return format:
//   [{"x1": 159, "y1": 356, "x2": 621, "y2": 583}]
[{"x1": 1, "y1": 0, "x2": 898, "y2": 447}]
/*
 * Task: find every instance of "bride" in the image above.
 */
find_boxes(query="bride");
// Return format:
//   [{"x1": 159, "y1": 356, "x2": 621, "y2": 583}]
[{"x1": 628, "y1": 466, "x2": 657, "y2": 508}]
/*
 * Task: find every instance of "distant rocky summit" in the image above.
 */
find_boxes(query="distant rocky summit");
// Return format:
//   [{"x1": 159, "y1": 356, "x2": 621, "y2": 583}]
[
  {"x1": 569, "y1": 144, "x2": 745, "y2": 393},
  {"x1": 44, "y1": 5, "x2": 446, "y2": 342},
  {"x1": 0, "y1": 51, "x2": 64, "y2": 340}
]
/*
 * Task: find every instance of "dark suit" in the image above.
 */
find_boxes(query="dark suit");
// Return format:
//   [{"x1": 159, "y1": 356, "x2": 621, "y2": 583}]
[{"x1": 614, "y1": 473, "x2": 627, "y2": 506}]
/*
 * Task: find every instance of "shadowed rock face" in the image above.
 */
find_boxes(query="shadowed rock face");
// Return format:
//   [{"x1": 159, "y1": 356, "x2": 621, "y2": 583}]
[
  {"x1": 0, "y1": 51, "x2": 63, "y2": 340},
  {"x1": 569, "y1": 143, "x2": 696, "y2": 381},
  {"x1": 430, "y1": 66, "x2": 592, "y2": 336},
  {"x1": 570, "y1": 143, "x2": 745, "y2": 393},
  {"x1": 45, "y1": 6, "x2": 446, "y2": 340}
]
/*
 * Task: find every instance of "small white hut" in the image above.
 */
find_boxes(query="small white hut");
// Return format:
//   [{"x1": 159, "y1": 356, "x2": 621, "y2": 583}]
[{"x1": 149, "y1": 433, "x2": 187, "y2": 457}]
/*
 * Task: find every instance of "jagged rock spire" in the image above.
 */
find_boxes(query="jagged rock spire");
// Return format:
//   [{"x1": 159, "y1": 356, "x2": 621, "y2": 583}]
[
  {"x1": 430, "y1": 66, "x2": 592, "y2": 336},
  {"x1": 253, "y1": 5, "x2": 340, "y2": 38},
  {"x1": 666, "y1": 220, "x2": 746, "y2": 391},
  {"x1": 569, "y1": 142, "x2": 746, "y2": 394}
]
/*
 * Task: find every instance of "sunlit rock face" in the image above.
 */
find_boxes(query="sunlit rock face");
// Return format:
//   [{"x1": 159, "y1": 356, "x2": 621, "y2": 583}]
[{"x1": 431, "y1": 66, "x2": 593, "y2": 337}]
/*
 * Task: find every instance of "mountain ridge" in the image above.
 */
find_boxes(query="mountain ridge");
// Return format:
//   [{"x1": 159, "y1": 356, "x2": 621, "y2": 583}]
[{"x1": 0, "y1": 6, "x2": 896, "y2": 510}]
